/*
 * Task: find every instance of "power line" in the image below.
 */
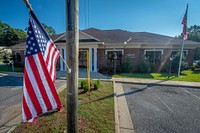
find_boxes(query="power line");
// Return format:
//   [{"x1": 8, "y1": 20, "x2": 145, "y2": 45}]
[{"x1": 84, "y1": 0, "x2": 90, "y2": 29}]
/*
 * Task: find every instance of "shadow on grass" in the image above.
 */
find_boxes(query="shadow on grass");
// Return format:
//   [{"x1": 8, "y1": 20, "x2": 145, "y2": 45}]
[
  {"x1": 40, "y1": 109, "x2": 59, "y2": 118},
  {"x1": 81, "y1": 93, "x2": 114, "y2": 105},
  {"x1": 192, "y1": 71, "x2": 200, "y2": 74},
  {"x1": 0, "y1": 65, "x2": 24, "y2": 72}
]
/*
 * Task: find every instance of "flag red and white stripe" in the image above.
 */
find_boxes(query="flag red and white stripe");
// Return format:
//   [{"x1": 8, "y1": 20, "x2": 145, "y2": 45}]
[{"x1": 22, "y1": 11, "x2": 61, "y2": 122}]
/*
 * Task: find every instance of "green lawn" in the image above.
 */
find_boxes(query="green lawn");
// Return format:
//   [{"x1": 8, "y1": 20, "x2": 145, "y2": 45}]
[
  {"x1": 0, "y1": 65, "x2": 24, "y2": 72},
  {"x1": 113, "y1": 70, "x2": 200, "y2": 82},
  {"x1": 12, "y1": 81, "x2": 115, "y2": 133}
]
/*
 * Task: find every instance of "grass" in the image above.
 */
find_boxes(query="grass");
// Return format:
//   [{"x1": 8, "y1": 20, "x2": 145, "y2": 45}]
[
  {"x1": 0, "y1": 65, "x2": 24, "y2": 72},
  {"x1": 12, "y1": 81, "x2": 115, "y2": 133},
  {"x1": 113, "y1": 70, "x2": 200, "y2": 82}
]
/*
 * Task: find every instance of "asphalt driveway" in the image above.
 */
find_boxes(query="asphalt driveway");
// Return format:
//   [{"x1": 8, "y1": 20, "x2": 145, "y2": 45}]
[{"x1": 122, "y1": 83, "x2": 200, "y2": 133}]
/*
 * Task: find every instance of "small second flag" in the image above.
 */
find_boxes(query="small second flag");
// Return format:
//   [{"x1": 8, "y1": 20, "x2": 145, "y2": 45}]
[{"x1": 182, "y1": 4, "x2": 188, "y2": 40}]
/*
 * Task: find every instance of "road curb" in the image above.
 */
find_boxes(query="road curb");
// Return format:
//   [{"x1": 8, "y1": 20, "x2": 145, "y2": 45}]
[
  {"x1": 115, "y1": 80, "x2": 200, "y2": 89},
  {"x1": 115, "y1": 82, "x2": 135, "y2": 133}
]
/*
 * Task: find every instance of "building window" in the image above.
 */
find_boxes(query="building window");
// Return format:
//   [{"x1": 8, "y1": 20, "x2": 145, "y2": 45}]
[
  {"x1": 145, "y1": 50, "x2": 163, "y2": 64},
  {"x1": 106, "y1": 50, "x2": 123, "y2": 66},
  {"x1": 171, "y1": 50, "x2": 188, "y2": 58}
]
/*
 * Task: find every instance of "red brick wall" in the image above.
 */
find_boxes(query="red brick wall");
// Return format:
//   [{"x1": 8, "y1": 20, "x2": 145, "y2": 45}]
[
  {"x1": 123, "y1": 48, "x2": 141, "y2": 71},
  {"x1": 97, "y1": 48, "x2": 142, "y2": 71},
  {"x1": 186, "y1": 49, "x2": 195, "y2": 64},
  {"x1": 97, "y1": 49, "x2": 107, "y2": 69},
  {"x1": 97, "y1": 48, "x2": 196, "y2": 72}
]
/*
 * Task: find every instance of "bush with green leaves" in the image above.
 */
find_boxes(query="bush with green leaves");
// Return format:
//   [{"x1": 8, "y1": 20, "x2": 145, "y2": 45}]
[
  {"x1": 171, "y1": 52, "x2": 188, "y2": 73},
  {"x1": 191, "y1": 65, "x2": 196, "y2": 71},
  {"x1": 2, "y1": 52, "x2": 10, "y2": 64},
  {"x1": 121, "y1": 57, "x2": 133, "y2": 73},
  {"x1": 80, "y1": 80, "x2": 89, "y2": 92},
  {"x1": 194, "y1": 47, "x2": 200, "y2": 60},
  {"x1": 139, "y1": 57, "x2": 151, "y2": 73},
  {"x1": 195, "y1": 60, "x2": 200, "y2": 71},
  {"x1": 94, "y1": 80, "x2": 100, "y2": 90}
]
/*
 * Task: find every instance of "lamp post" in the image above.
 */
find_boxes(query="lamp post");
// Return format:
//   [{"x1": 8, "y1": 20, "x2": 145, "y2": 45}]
[{"x1": 168, "y1": 57, "x2": 173, "y2": 79}]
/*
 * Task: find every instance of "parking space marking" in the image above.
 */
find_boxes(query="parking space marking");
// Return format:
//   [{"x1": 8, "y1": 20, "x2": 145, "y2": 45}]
[
  {"x1": 183, "y1": 89, "x2": 200, "y2": 101},
  {"x1": 149, "y1": 88, "x2": 173, "y2": 113}
]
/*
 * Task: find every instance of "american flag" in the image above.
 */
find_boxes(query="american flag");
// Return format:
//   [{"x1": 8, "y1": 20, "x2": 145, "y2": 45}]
[
  {"x1": 22, "y1": 11, "x2": 61, "y2": 122},
  {"x1": 182, "y1": 4, "x2": 188, "y2": 40}
]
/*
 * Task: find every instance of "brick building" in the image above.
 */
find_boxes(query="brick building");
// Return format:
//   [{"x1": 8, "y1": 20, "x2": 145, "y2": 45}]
[{"x1": 9, "y1": 28, "x2": 200, "y2": 72}]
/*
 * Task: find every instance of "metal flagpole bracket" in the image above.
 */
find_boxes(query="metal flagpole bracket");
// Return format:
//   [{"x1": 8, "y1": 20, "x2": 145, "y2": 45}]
[
  {"x1": 23, "y1": 0, "x2": 33, "y2": 11},
  {"x1": 60, "y1": 55, "x2": 72, "y2": 73}
]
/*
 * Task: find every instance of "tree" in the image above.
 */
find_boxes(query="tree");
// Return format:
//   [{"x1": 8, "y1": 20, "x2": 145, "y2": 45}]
[
  {"x1": 0, "y1": 21, "x2": 26, "y2": 46},
  {"x1": 176, "y1": 25, "x2": 200, "y2": 42},
  {"x1": 187, "y1": 25, "x2": 200, "y2": 42},
  {"x1": 42, "y1": 23, "x2": 56, "y2": 36},
  {"x1": 139, "y1": 57, "x2": 151, "y2": 73},
  {"x1": 121, "y1": 57, "x2": 133, "y2": 73}
]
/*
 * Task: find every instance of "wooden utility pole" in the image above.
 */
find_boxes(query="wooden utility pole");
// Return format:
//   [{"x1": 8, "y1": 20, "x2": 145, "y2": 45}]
[{"x1": 66, "y1": 0, "x2": 79, "y2": 132}]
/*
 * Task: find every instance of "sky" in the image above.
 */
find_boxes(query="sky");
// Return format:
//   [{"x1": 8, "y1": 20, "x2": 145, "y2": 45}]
[{"x1": 0, "y1": 0, "x2": 199, "y2": 37}]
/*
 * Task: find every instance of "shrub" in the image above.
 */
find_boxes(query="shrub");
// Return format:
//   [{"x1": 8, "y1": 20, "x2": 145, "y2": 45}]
[
  {"x1": 194, "y1": 47, "x2": 200, "y2": 60},
  {"x1": 94, "y1": 80, "x2": 100, "y2": 90},
  {"x1": 191, "y1": 65, "x2": 195, "y2": 71},
  {"x1": 2, "y1": 55, "x2": 9, "y2": 63},
  {"x1": 81, "y1": 80, "x2": 89, "y2": 92},
  {"x1": 2, "y1": 54, "x2": 10, "y2": 64},
  {"x1": 121, "y1": 57, "x2": 133, "y2": 73},
  {"x1": 195, "y1": 60, "x2": 200, "y2": 71},
  {"x1": 139, "y1": 57, "x2": 151, "y2": 73},
  {"x1": 171, "y1": 52, "x2": 188, "y2": 72}
]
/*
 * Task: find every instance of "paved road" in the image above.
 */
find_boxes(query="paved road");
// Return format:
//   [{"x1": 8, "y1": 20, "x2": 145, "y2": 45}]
[
  {"x1": 122, "y1": 83, "x2": 200, "y2": 133},
  {"x1": 0, "y1": 73, "x2": 66, "y2": 129},
  {"x1": 0, "y1": 75, "x2": 23, "y2": 127}
]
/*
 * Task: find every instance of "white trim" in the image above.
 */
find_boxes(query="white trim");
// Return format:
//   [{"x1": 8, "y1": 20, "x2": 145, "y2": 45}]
[
  {"x1": 89, "y1": 48, "x2": 93, "y2": 72},
  {"x1": 171, "y1": 49, "x2": 188, "y2": 55},
  {"x1": 94, "y1": 48, "x2": 97, "y2": 72},
  {"x1": 59, "y1": 49, "x2": 63, "y2": 71},
  {"x1": 64, "y1": 48, "x2": 67, "y2": 71},
  {"x1": 144, "y1": 49, "x2": 164, "y2": 55},
  {"x1": 105, "y1": 49, "x2": 124, "y2": 55},
  {"x1": 54, "y1": 34, "x2": 65, "y2": 42}
]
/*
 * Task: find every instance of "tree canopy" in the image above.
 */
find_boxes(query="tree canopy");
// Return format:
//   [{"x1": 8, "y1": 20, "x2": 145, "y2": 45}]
[
  {"x1": 0, "y1": 21, "x2": 26, "y2": 46},
  {"x1": 0, "y1": 20, "x2": 56, "y2": 46},
  {"x1": 42, "y1": 23, "x2": 56, "y2": 36},
  {"x1": 187, "y1": 25, "x2": 200, "y2": 42}
]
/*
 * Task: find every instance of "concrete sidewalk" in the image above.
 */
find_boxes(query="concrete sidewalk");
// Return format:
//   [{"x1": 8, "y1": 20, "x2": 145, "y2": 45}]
[
  {"x1": 114, "y1": 82, "x2": 135, "y2": 133},
  {"x1": 113, "y1": 77, "x2": 200, "y2": 88}
]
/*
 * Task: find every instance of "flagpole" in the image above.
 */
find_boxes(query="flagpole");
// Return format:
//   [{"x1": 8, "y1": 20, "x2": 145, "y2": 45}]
[
  {"x1": 23, "y1": 0, "x2": 32, "y2": 11},
  {"x1": 178, "y1": 37, "x2": 185, "y2": 77},
  {"x1": 23, "y1": 0, "x2": 71, "y2": 72},
  {"x1": 178, "y1": 4, "x2": 188, "y2": 77},
  {"x1": 66, "y1": 0, "x2": 79, "y2": 132}
]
